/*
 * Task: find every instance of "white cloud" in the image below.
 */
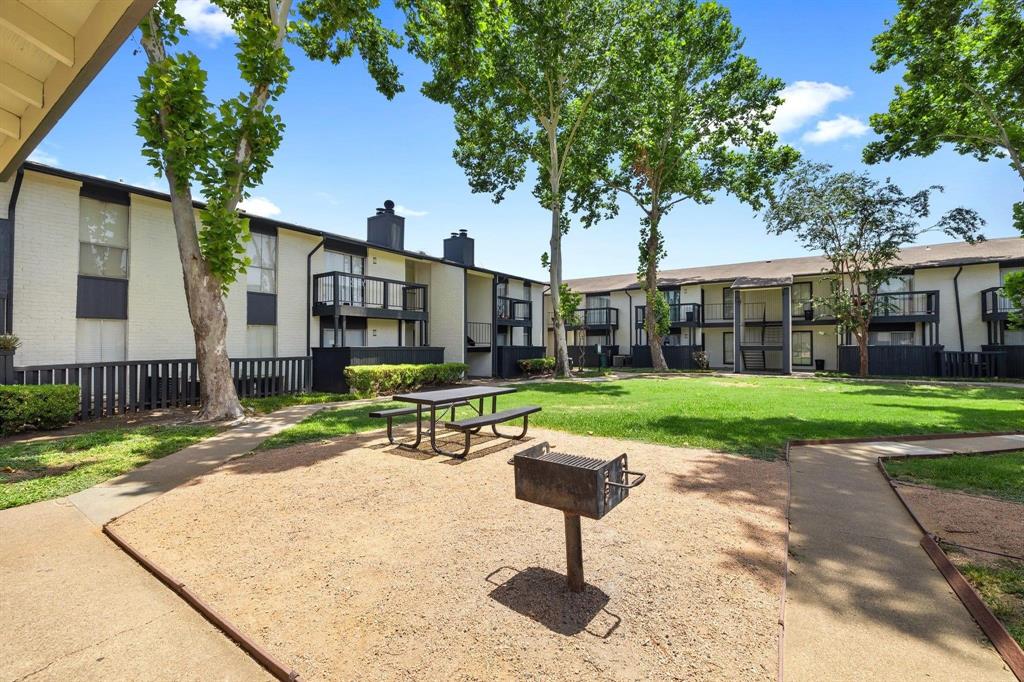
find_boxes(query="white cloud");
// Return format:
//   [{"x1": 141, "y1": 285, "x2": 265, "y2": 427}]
[
  {"x1": 395, "y1": 205, "x2": 428, "y2": 218},
  {"x1": 770, "y1": 81, "x2": 852, "y2": 134},
  {"x1": 178, "y1": 0, "x2": 233, "y2": 41},
  {"x1": 240, "y1": 196, "x2": 281, "y2": 217},
  {"x1": 802, "y1": 115, "x2": 870, "y2": 144},
  {"x1": 27, "y1": 149, "x2": 58, "y2": 166}
]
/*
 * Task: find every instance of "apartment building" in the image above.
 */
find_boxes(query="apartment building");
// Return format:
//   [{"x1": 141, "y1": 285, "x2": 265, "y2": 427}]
[
  {"x1": 0, "y1": 163, "x2": 545, "y2": 384},
  {"x1": 546, "y1": 238, "x2": 1024, "y2": 377}
]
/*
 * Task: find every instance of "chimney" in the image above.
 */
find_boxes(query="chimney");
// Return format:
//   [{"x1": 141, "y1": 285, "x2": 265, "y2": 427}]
[
  {"x1": 444, "y1": 228, "x2": 474, "y2": 266},
  {"x1": 366, "y1": 199, "x2": 405, "y2": 250}
]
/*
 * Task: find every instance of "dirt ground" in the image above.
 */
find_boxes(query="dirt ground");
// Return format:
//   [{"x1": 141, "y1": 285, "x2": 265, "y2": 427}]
[
  {"x1": 110, "y1": 426, "x2": 787, "y2": 681},
  {"x1": 895, "y1": 483, "x2": 1024, "y2": 559}
]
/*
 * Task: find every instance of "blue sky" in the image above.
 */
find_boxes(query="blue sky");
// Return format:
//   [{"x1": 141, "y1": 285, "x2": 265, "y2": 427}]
[{"x1": 30, "y1": 0, "x2": 1020, "y2": 282}]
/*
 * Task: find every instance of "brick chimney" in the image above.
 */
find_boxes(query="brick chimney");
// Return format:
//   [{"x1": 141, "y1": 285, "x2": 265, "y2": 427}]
[{"x1": 367, "y1": 199, "x2": 404, "y2": 250}]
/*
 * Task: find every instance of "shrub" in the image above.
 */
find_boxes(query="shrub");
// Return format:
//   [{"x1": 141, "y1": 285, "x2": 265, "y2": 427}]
[
  {"x1": 344, "y1": 363, "x2": 467, "y2": 398},
  {"x1": 0, "y1": 335, "x2": 20, "y2": 352},
  {"x1": 691, "y1": 350, "x2": 710, "y2": 370},
  {"x1": 518, "y1": 357, "x2": 556, "y2": 375},
  {"x1": 0, "y1": 384, "x2": 79, "y2": 435}
]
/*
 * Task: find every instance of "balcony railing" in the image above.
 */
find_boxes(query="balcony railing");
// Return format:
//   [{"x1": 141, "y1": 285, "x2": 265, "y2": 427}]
[
  {"x1": 703, "y1": 302, "x2": 734, "y2": 322},
  {"x1": 467, "y1": 321, "x2": 492, "y2": 348},
  {"x1": 554, "y1": 307, "x2": 619, "y2": 328},
  {"x1": 872, "y1": 290, "x2": 938, "y2": 319},
  {"x1": 497, "y1": 296, "x2": 532, "y2": 322},
  {"x1": 635, "y1": 303, "x2": 702, "y2": 327},
  {"x1": 981, "y1": 287, "x2": 1015, "y2": 319},
  {"x1": 313, "y1": 272, "x2": 427, "y2": 315}
]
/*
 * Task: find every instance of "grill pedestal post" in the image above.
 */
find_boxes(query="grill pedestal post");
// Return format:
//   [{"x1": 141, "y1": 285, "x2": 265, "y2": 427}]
[{"x1": 564, "y1": 512, "x2": 584, "y2": 593}]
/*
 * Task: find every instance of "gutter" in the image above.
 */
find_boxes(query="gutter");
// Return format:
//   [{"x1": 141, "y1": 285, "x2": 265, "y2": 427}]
[
  {"x1": 953, "y1": 266, "x2": 965, "y2": 351},
  {"x1": 2, "y1": 168, "x2": 24, "y2": 333},
  {"x1": 306, "y1": 238, "x2": 325, "y2": 355}
]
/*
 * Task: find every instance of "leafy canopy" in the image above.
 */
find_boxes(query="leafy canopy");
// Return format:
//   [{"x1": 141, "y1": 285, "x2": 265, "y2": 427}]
[
  {"x1": 864, "y1": 0, "x2": 1024, "y2": 231},
  {"x1": 135, "y1": 0, "x2": 402, "y2": 290},
  {"x1": 400, "y1": 0, "x2": 624, "y2": 223},
  {"x1": 765, "y1": 162, "x2": 986, "y2": 337}
]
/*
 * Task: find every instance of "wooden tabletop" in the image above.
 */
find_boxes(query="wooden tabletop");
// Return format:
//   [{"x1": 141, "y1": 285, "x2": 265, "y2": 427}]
[{"x1": 393, "y1": 385, "x2": 517, "y2": 405}]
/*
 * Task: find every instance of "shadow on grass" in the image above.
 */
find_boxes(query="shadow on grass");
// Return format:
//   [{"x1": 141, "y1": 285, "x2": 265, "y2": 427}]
[{"x1": 486, "y1": 566, "x2": 621, "y2": 638}]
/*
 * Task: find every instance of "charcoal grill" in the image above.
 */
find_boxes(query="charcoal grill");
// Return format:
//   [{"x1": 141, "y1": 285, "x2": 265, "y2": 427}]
[{"x1": 511, "y1": 442, "x2": 645, "y2": 592}]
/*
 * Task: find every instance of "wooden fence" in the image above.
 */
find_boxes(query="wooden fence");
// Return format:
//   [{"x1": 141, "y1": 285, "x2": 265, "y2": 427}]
[
  {"x1": 838, "y1": 345, "x2": 943, "y2": 377},
  {"x1": 12, "y1": 356, "x2": 310, "y2": 420},
  {"x1": 938, "y1": 351, "x2": 1006, "y2": 379},
  {"x1": 494, "y1": 345, "x2": 546, "y2": 378}
]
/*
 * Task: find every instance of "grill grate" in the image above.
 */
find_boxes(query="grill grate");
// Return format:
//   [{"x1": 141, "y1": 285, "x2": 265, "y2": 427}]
[{"x1": 532, "y1": 451, "x2": 606, "y2": 470}]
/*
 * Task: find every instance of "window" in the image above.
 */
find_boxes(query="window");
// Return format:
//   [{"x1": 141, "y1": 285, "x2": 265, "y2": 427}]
[
  {"x1": 246, "y1": 232, "x2": 277, "y2": 293},
  {"x1": 246, "y1": 325, "x2": 276, "y2": 357},
  {"x1": 321, "y1": 326, "x2": 366, "y2": 347},
  {"x1": 585, "y1": 293, "x2": 610, "y2": 325},
  {"x1": 792, "y1": 331, "x2": 812, "y2": 366},
  {"x1": 76, "y1": 319, "x2": 126, "y2": 362},
  {"x1": 79, "y1": 197, "x2": 128, "y2": 279},
  {"x1": 792, "y1": 282, "x2": 812, "y2": 317},
  {"x1": 869, "y1": 331, "x2": 915, "y2": 346},
  {"x1": 877, "y1": 275, "x2": 911, "y2": 293},
  {"x1": 723, "y1": 332, "x2": 734, "y2": 364},
  {"x1": 1005, "y1": 326, "x2": 1024, "y2": 345},
  {"x1": 665, "y1": 329, "x2": 690, "y2": 346},
  {"x1": 325, "y1": 250, "x2": 364, "y2": 305}
]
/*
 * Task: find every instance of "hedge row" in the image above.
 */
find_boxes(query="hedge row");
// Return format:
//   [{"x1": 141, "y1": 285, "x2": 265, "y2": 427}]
[
  {"x1": 518, "y1": 357, "x2": 556, "y2": 375},
  {"x1": 0, "y1": 384, "x2": 79, "y2": 435},
  {"x1": 343, "y1": 363, "x2": 468, "y2": 398}
]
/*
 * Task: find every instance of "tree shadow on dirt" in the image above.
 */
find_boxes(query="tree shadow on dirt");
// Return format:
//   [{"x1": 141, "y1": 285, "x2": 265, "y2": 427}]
[{"x1": 485, "y1": 566, "x2": 621, "y2": 638}]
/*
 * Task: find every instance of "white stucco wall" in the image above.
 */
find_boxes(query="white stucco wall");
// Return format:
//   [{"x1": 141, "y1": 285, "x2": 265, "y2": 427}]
[
  {"x1": 12, "y1": 172, "x2": 80, "y2": 365},
  {"x1": 913, "y1": 263, "x2": 1000, "y2": 352}
]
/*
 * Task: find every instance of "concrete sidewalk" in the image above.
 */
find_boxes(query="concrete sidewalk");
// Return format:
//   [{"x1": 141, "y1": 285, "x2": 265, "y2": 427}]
[
  {"x1": 1, "y1": 402, "x2": 348, "y2": 681},
  {"x1": 784, "y1": 434, "x2": 1024, "y2": 681}
]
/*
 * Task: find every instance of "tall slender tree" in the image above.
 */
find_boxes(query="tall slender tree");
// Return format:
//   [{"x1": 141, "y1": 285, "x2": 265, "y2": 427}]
[
  {"x1": 595, "y1": 0, "x2": 797, "y2": 370},
  {"x1": 136, "y1": 0, "x2": 402, "y2": 420},
  {"x1": 400, "y1": 0, "x2": 625, "y2": 377}
]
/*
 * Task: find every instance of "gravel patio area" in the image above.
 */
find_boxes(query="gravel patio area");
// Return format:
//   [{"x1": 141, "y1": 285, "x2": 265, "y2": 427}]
[{"x1": 109, "y1": 426, "x2": 786, "y2": 681}]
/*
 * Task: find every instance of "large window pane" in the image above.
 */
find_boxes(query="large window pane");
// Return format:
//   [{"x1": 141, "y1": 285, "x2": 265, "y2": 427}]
[
  {"x1": 79, "y1": 197, "x2": 129, "y2": 279},
  {"x1": 246, "y1": 232, "x2": 277, "y2": 293},
  {"x1": 76, "y1": 319, "x2": 126, "y2": 362},
  {"x1": 246, "y1": 325, "x2": 276, "y2": 357},
  {"x1": 724, "y1": 332, "x2": 734, "y2": 364},
  {"x1": 792, "y1": 331, "x2": 812, "y2": 366},
  {"x1": 79, "y1": 244, "x2": 128, "y2": 279}
]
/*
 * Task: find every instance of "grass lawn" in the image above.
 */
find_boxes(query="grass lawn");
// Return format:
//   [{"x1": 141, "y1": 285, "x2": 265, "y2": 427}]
[
  {"x1": 263, "y1": 375, "x2": 1023, "y2": 458},
  {"x1": 885, "y1": 451, "x2": 1024, "y2": 503},
  {"x1": 0, "y1": 425, "x2": 217, "y2": 509},
  {"x1": 241, "y1": 391, "x2": 354, "y2": 415},
  {"x1": 955, "y1": 557, "x2": 1024, "y2": 647},
  {"x1": 259, "y1": 401, "x2": 410, "y2": 450}
]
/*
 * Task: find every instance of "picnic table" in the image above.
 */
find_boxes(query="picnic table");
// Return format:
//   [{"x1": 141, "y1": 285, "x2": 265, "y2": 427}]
[{"x1": 371, "y1": 385, "x2": 540, "y2": 457}]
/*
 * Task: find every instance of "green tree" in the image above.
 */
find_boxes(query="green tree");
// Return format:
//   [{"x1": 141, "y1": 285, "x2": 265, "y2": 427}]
[
  {"x1": 765, "y1": 162, "x2": 985, "y2": 377},
  {"x1": 596, "y1": 0, "x2": 797, "y2": 370},
  {"x1": 136, "y1": 0, "x2": 401, "y2": 420},
  {"x1": 864, "y1": 0, "x2": 1023, "y2": 231},
  {"x1": 401, "y1": 0, "x2": 626, "y2": 377}
]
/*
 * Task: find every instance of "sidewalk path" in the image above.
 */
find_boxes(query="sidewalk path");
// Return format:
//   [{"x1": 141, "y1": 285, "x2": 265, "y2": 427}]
[
  {"x1": 784, "y1": 434, "x2": 1024, "y2": 681},
  {"x1": 1, "y1": 402, "x2": 348, "y2": 681}
]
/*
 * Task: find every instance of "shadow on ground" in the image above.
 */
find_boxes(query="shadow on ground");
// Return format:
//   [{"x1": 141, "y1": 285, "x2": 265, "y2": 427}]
[{"x1": 486, "y1": 566, "x2": 621, "y2": 638}]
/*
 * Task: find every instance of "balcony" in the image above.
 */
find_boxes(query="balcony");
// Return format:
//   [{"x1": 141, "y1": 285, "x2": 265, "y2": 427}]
[
  {"x1": 872, "y1": 290, "x2": 939, "y2": 322},
  {"x1": 634, "y1": 303, "x2": 702, "y2": 327},
  {"x1": 312, "y1": 272, "x2": 427, "y2": 320},
  {"x1": 982, "y1": 287, "x2": 1014, "y2": 321},
  {"x1": 703, "y1": 303, "x2": 734, "y2": 324},
  {"x1": 497, "y1": 296, "x2": 532, "y2": 325},
  {"x1": 466, "y1": 321, "x2": 491, "y2": 352},
  {"x1": 552, "y1": 307, "x2": 619, "y2": 329}
]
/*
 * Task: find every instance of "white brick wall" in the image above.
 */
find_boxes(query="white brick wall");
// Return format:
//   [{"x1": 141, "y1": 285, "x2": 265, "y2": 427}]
[
  {"x1": 277, "y1": 229, "x2": 320, "y2": 356},
  {"x1": 914, "y1": 263, "x2": 999, "y2": 352},
  {"x1": 12, "y1": 173, "x2": 80, "y2": 365},
  {"x1": 428, "y1": 262, "x2": 464, "y2": 364}
]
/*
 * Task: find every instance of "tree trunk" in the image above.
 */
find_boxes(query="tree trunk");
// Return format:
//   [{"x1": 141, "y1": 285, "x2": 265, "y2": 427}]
[
  {"x1": 855, "y1": 330, "x2": 870, "y2": 378},
  {"x1": 165, "y1": 167, "x2": 244, "y2": 422},
  {"x1": 644, "y1": 214, "x2": 667, "y2": 371},
  {"x1": 549, "y1": 201, "x2": 572, "y2": 378}
]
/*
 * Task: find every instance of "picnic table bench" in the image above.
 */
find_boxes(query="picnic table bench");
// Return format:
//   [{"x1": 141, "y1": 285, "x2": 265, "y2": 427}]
[{"x1": 370, "y1": 385, "x2": 540, "y2": 458}]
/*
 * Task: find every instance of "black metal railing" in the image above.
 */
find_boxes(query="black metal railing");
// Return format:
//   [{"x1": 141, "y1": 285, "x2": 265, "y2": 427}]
[
  {"x1": 497, "y1": 296, "x2": 531, "y2": 321},
  {"x1": 13, "y1": 356, "x2": 311, "y2": 420},
  {"x1": 981, "y1": 287, "x2": 1014, "y2": 318},
  {"x1": 467, "y1": 321, "x2": 492, "y2": 347},
  {"x1": 939, "y1": 350, "x2": 1006, "y2": 378},
  {"x1": 635, "y1": 303, "x2": 702, "y2": 327},
  {"x1": 313, "y1": 271, "x2": 427, "y2": 313},
  {"x1": 872, "y1": 290, "x2": 939, "y2": 319},
  {"x1": 556, "y1": 307, "x2": 619, "y2": 328},
  {"x1": 703, "y1": 302, "x2": 734, "y2": 322}
]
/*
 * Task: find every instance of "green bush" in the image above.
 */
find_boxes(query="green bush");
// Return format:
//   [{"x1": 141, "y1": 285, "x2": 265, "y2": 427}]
[
  {"x1": 344, "y1": 363, "x2": 468, "y2": 398},
  {"x1": 519, "y1": 357, "x2": 556, "y2": 375},
  {"x1": 0, "y1": 385, "x2": 79, "y2": 435}
]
